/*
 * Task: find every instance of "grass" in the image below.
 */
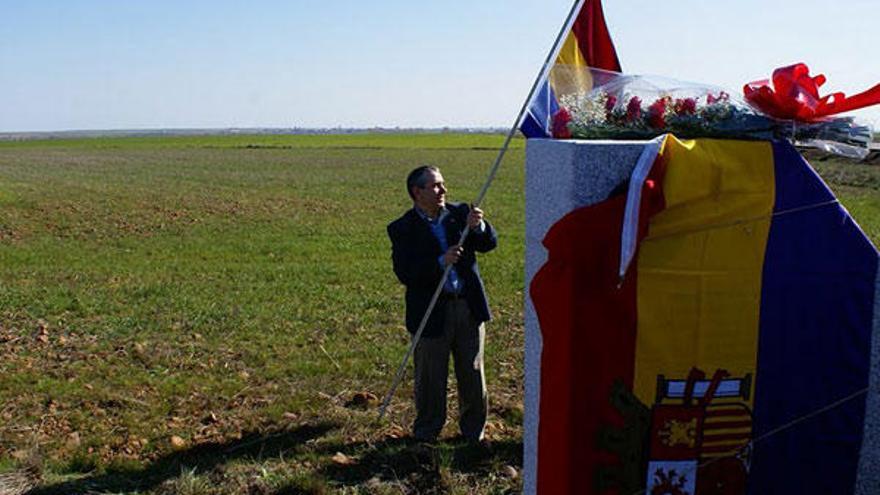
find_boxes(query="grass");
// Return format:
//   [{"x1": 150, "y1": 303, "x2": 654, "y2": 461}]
[
  {"x1": 0, "y1": 134, "x2": 877, "y2": 494},
  {"x1": 0, "y1": 132, "x2": 525, "y2": 151},
  {"x1": 0, "y1": 133, "x2": 526, "y2": 494}
]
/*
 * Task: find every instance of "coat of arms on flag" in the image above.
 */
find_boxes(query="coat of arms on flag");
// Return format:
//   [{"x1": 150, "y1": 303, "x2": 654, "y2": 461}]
[{"x1": 645, "y1": 368, "x2": 751, "y2": 495}]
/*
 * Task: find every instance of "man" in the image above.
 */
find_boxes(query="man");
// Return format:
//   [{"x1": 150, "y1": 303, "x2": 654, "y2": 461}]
[{"x1": 387, "y1": 165, "x2": 497, "y2": 443}]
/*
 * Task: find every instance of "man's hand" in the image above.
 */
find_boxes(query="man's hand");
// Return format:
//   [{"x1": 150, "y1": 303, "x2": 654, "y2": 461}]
[
  {"x1": 442, "y1": 245, "x2": 463, "y2": 266},
  {"x1": 467, "y1": 205, "x2": 484, "y2": 230}
]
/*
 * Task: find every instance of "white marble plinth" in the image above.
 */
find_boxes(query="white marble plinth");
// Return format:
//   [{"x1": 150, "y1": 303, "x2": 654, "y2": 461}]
[{"x1": 524, "y1": 139, "x2": 652, "y2": 495}]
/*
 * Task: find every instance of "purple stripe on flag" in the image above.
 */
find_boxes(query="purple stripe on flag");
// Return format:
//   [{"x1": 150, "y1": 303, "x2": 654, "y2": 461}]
[{"x1": 750, "y1": 140, "x2": 878, "y2": 495}]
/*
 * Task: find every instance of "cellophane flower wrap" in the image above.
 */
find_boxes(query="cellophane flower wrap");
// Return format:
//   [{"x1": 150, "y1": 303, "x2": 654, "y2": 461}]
[{"x1": 547, "y1": 66, "x2": 873, "y2": 159}]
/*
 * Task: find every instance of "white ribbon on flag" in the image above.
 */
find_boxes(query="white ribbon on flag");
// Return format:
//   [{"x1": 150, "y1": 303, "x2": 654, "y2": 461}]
[{"x1": 619, "y1": 135, "x2": 667, "y2": 282}]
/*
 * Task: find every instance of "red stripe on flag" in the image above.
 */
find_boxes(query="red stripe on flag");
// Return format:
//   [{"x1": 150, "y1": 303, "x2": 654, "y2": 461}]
[
  {"x1": 703, "y1": 420, "x2": 753, "y2": 430},
  {"x1": 705, "y1": 408, "x2": 751, "y2": 418},
  {"x1": 702, "y1": 443, "x2": 750, "y2": 455},
  {"x1": 703, "y1": 432, "x2": 753, "y2": 443},
  {"x1": 571, "y1": 0, "x2": 621, "y2": 71},
  {"x1": 532, "y1": 156, "x2": 667, "y2": 494}
]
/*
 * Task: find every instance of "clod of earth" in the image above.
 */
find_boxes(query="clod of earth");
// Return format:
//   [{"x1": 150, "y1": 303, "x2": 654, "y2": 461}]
[
  {"x1": 331, "y1": 452, "x2": 355, "y2": 465},
  {"x1": 345, "y1": 391, "x2": 378, "y2": 410},
  {"x1": 169, "y1": 435, "x2": 186, "y2": 449}
]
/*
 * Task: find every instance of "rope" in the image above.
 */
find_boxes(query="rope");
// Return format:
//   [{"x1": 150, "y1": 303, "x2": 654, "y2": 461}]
[{"x1": 641, "y1": 199, "x2": 841, "y2": 244}]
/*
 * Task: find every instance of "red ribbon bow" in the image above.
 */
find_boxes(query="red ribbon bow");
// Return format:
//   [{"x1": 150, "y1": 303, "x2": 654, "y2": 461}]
[{"x1": 743, "y1": 63, "x2": 880, "y2": 122}]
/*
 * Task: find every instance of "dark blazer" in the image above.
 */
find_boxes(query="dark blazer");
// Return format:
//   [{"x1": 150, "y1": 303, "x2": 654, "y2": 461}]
[{"x1": 387, "y1": 202, "x2": 498, "y2": 337}]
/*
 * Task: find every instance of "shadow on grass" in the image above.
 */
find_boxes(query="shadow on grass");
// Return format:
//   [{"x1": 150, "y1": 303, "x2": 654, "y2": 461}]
[
  {"x1": 25, "y1": 422, "x2": 338, "y2": 495},
  {"x1": 272, "y1": 436, "x2": 522, "y2": 494}
]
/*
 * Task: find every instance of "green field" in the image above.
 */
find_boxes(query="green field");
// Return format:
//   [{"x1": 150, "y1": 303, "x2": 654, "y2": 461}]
[{"x1": 0, "y1": 134, "x2": 877, "y2": 494}]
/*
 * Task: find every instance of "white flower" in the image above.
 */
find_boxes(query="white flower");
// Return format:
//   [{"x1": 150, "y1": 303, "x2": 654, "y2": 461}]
[{"x1": 560, "y1": 91, "x2": 609, "y2": 127}]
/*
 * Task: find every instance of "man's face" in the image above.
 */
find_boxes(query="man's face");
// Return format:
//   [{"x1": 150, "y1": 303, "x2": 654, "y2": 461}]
[{"x1": 413, "y1": 170, "x2": 446, "y2": 214}]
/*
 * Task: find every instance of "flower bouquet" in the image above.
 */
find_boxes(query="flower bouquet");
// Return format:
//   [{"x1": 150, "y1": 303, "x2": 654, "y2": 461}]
[{"x1": 547, "y1": 65, "x2": 875, "y2": 159}]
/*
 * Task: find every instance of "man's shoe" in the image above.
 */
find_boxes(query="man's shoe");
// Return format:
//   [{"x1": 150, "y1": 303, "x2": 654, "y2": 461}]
[
  {"x1": 407, "y1": 437, "x2": 439, "y2": 465},
  {"x1": 463, "y1": 437, "x2": 492, "y2": 459},
  {"x1": 411, "y1": 435, "x2": 438, "y2": 445},
  {"x1": 408, "y1": 436, "x2": 437, "y2": 454}
]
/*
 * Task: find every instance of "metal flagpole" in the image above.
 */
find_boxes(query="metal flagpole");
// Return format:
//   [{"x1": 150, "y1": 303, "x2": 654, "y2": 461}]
[{"x1": 378, "y1": 0, "x2": 588, "y2": 421}]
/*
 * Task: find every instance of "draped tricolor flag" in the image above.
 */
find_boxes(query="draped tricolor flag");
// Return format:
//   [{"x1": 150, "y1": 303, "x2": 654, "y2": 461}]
[
  {"x1": 519, "y1": 0, "x2": 621, "y2": 138},
  {"x1": 530, "y1": 137, "x2": 879, "y2": 494}
]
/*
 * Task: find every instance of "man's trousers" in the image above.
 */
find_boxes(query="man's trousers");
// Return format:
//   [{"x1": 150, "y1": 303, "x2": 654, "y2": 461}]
[{"x1": 412, "y1": 298, "x2": 487, "y2": 441}]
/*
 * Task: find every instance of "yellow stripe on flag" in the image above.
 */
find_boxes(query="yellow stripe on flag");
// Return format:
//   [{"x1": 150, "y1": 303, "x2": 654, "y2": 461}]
[
  {"x1": 548, "y1": 32, "x2": 593, "y2": 99},
  {"x1": 556, "y1": 31, "x2": 587, "y2": 67},
  {"x1": 633, "y1": 138, "x2": 776, "y2": 408}
]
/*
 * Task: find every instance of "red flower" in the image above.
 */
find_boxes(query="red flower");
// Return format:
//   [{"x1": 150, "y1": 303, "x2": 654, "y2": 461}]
[
  {"x1": 605, "y1": 94, "x2": 618, "y2": 113},
  {"x1": 673, "y1": 97, "x2": 697, "y2": 115},
  {"x1": 552, "y1": 107, "x2": 572, "y2": 139},
  {"x1": 706, "y1": 91, "x2": 729, "y2": 105},
  {"x1": 625, "y1": 96, "x2": 642, "y2": 123},
  {"x1": 647, "y1": 97, "x2": 669, "y2": 129}
]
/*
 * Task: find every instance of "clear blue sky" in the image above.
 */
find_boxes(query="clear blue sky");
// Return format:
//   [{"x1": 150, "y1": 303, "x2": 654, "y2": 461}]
[{"x1": 2, "y1": 0, "x2": 878, "y2": 132}]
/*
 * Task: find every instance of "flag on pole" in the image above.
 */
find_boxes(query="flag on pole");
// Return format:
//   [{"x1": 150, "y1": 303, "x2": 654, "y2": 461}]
[{"x1": 519, "y1": 0, "x2": 622, "y2": 138}]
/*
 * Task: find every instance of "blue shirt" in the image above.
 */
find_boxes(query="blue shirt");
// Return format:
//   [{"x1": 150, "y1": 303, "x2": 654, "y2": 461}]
[{"x1": 416, "y1": 206, "x2": 463, "y2": 294}]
